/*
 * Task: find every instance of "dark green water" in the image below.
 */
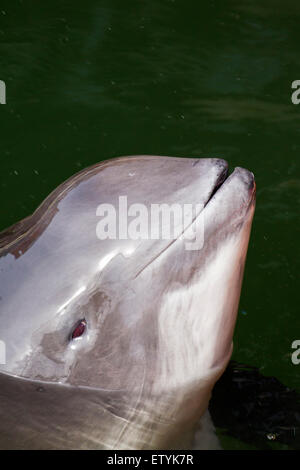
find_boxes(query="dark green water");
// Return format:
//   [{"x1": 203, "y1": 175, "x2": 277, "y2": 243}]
[{"x1": 0, "y1": 0, "x2": 299, "y2": 449}]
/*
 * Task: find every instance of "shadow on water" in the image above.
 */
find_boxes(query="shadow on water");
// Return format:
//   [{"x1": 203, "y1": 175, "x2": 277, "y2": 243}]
[{"x1": 210, "y1": 361, "x2": 300, "y2": 450}]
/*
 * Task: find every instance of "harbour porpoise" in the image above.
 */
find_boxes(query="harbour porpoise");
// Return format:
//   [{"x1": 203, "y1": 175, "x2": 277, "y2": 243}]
[{"x1": 0, "y1": 155, "x2": 255, "y2": 449}]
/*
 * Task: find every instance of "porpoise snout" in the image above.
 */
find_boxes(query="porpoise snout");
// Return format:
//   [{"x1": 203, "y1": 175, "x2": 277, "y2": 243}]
[{"x1": 234, "y1": 166, "x2": 256, "y2": 192}]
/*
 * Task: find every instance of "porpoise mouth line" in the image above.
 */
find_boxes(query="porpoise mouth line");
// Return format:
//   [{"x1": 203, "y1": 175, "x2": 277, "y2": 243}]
[
  {"x1": 133, "y1": 163, "x2": 255, "y2": 281},
  {"x1": 205, "y1": 165, "x2": 228, "y2": 206},
  {"x1": 205, "y1": 162, "x2": 255, "y2": 210}
]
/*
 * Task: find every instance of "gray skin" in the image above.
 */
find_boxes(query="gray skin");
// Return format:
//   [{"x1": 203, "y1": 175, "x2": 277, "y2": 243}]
[{"x1": 0, "y1": 155, "x2": 255, "y2": 449}]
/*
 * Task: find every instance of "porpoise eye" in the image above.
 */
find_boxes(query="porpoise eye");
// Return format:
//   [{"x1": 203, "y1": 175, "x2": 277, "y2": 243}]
[{"x1": 70, "y1": 319, "x2": 87, "y2": 340}]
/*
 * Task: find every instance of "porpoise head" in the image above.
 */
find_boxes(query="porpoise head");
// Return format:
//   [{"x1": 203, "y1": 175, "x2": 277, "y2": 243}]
[{"x1": 0, "y1": 156, "x2": 255, "y2": 449}]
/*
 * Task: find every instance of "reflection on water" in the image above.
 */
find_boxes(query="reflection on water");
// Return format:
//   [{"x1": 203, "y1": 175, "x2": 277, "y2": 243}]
[{"x1": 0, "y1": 0, "x2": 299, "y2": 450}]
